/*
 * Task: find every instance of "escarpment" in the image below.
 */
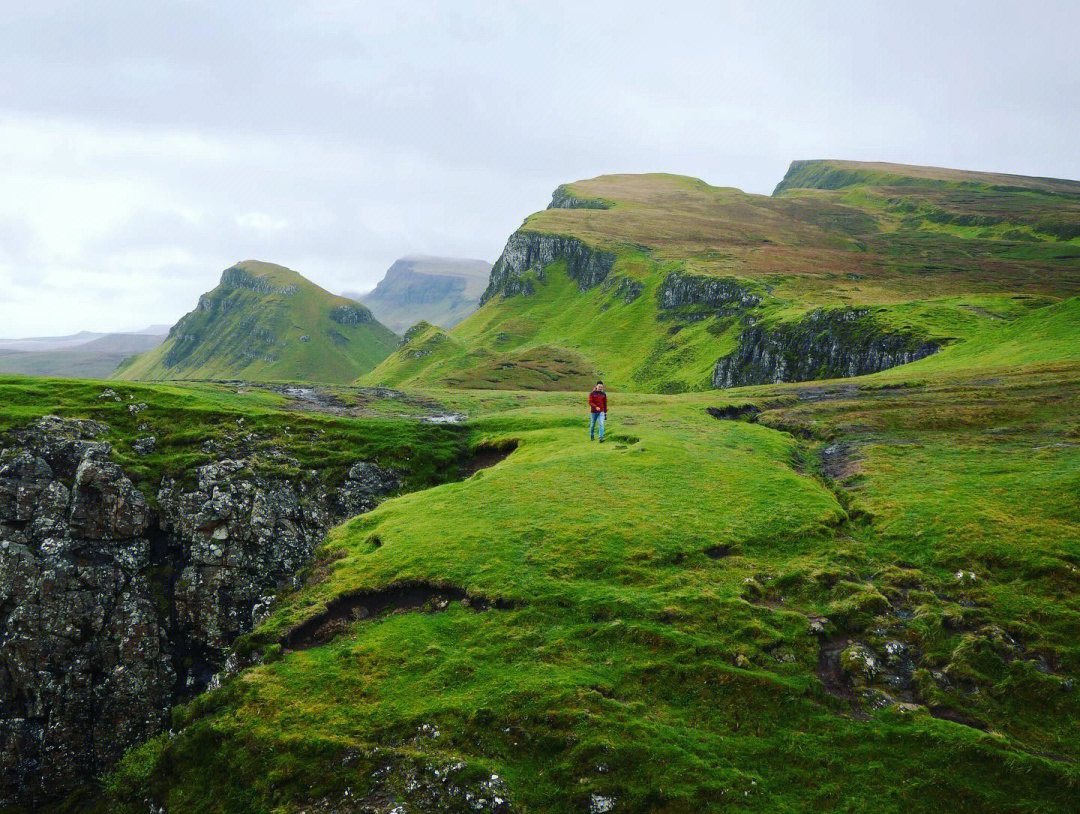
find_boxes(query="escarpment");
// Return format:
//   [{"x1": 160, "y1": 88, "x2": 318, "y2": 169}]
[
  {"x1": 712, "y1": 309, "x2": 939, "y2": 388},
  {"x1": 656, "y1": 270, "x2": 763, "y2": 314},
  {"x1": 0, "y1": 416, "x2": 402, "y2": 808},
  {"x1": 481, "y1": 231, "x2": 616, "y2": 303},
  {"x1": 547, "y1": 184, "x2": 613, "y2": 210}
]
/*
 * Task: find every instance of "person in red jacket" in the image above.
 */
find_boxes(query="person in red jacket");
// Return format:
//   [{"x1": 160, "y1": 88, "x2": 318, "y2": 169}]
[{"x1": 588, "y1": 381, "x2": 607, "y2": 442}]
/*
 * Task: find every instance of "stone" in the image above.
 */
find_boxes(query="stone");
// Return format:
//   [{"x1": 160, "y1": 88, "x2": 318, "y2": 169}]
[
  {"x1": 69, "y1": 454, "x2": 150, "y2": 539},
  {"x1": 481, "y1": 231, "x2": 615, "y2": 303},
  {"x1": 840, "y1": 643, "x2": 879, "y2": 683},
  {"x1": 657, "y1": 270, "x2": 761, "y2": 311},
  {"x1": 0, "y1": 416, "x2": 397, "y2": 808},
  {"x1": 713, "y1": 308, "x2": 939, "y2": 388},
  {"x1": 132, "y1": 435, "x2": 157, "y2": 456},
  {"x1": 337, "y1": 461, "x2": 402, "y2": 515}
]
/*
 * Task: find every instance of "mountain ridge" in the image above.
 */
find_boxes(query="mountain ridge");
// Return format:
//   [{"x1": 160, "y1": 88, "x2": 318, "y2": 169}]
[
  {"x1": 365, "y1": 160, "x2": 1080, "y2": 392},
  {"x1": 115, "y1": 260, "x2": 397, "y2": 383},
  {"x1": 351, "y1": 255, "x2": 492, "y2": 334}
]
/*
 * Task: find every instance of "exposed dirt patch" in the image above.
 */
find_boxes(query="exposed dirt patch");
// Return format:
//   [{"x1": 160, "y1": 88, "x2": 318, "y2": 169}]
[
  {"x1": 816, "y1": 635, "x2": 860, "y2": 703},
  {"x1": 706, "y1": 404, "x2": 761, "y2": 422},
  {"x1": 463, "y1": 440, "x2": 518, "y2": 477},
  {"x1": 282, "y1": 581, "x2": 517, "y2": 650},
  {"x1": 821, "y1": 442, "x2": 861, "y2": 480}
]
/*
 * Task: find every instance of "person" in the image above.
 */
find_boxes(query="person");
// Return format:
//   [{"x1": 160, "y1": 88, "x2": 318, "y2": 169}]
[{"x1": 588, "y1": 381, "x2": 607, "y2": 442}]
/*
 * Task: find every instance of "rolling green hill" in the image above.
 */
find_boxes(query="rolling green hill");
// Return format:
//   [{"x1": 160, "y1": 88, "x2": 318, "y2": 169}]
[
  {"x1": 19, "y1": 286, "x2": 1075, "y2": 812},
  {"x1": 351, "y1": 255, "x2": 493, "y2": 334},
  {"x1": 364, "y1": 162, "x2": 1080, "y2": 392},
  {"x1": 115, "y1": 260, "x2": 398, "y2": 383}
]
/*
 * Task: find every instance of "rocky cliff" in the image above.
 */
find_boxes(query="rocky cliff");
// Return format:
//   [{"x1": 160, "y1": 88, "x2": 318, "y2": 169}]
[
  {"x1": 712, "y1": 308, "x2": 940, "y2": 388},
  {"x1": 0, "y1": 416, "x2": 401, "y2": 808},
  {"x1": 480, "y1": 232, "x2": 615, "y2": 304},
  {"x1": 656, "y1": 270, "x2": 763, "y2": 314},
  {"x1": 547, "y1": 184, "x2": 613, "y2": 210}
]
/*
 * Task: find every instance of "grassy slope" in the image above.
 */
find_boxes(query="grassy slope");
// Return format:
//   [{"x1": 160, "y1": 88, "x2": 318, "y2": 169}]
[
  {"x1": 116, "y1": 261, "x2": 398, "y2": 384},
  {"x1": 365, "y1": 165, "x2": 1080, "y2": 392},
  {"x1": 74, "y1": 297, "x2": 1080, "y2": 812}
]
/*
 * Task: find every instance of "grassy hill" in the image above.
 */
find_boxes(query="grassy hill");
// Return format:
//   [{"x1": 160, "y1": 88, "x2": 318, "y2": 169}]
[
  {"x1": 364, "y1": 163, "x2": 1080, "y2": 392},
  {"x1": 115, "y1": 260, "x2": 398, "y2": 384},
  {"x1": 29, "y1": 287, "x2": 1072, "y2": 812},
  {"x1": 352, "y1": 256, "x2": 493, "y2": 334}
]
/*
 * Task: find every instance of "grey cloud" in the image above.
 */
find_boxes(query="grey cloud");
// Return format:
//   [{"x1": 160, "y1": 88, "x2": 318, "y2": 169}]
[{"x1": 0, "y1": 0, "x2": 1078, "y2": 335}]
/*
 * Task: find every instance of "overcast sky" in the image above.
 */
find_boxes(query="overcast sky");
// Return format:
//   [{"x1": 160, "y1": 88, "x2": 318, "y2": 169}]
[{"x1": 1, "y1": 1, "x2": 1077, "y2": 335}]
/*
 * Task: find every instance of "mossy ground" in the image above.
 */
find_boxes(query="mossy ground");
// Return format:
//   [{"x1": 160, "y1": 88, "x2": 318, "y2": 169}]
[{"x1": 0, "y1": 376, "x2": 471, "y2": 501}]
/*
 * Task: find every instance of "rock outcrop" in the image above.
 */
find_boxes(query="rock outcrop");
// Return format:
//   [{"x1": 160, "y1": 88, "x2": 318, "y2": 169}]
[
  {"x1": 481, "y1": 232, "x2": 615, "y2": 304},
  {"x1": 548, "y1": 184, "x2": 613, "y2": 210},
  {"x1": 712, "y1": 309, "x2": 939, "y2": 388},
  {"x1": 656, "y1": 271, "x2": 763, "y2": 314},
  {"x1": 329, "y1": 304, "x2": 374, "y2": 326},
  {"x1": 0, "y1": 417, "x2": 401, "y2": 808}
]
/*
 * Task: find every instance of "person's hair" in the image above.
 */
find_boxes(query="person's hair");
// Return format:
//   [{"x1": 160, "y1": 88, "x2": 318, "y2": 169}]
[{"x1": 596, "y1": 380, "x2": 603, "y2": 385}]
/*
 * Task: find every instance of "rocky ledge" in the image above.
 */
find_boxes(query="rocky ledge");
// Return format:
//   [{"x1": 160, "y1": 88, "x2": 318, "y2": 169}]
[
  {"x1": 656, "y1": 270, "x2": 763, "y2": 314},
  {"x1": 0, "y1": 416, "x2": 401, "y2": 808},
  {"x1": 547, "y1": 184, "x2": 613, "y2": 210},
  {"x1": 712, "y1": 308, "x2": 939, "y2": 388},
  {"x1": 481, "y1": 231, "x2": 615, "y2": 303}
]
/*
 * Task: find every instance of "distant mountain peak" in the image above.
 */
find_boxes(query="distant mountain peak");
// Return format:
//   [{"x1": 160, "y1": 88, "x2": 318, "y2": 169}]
[
  {"x1": 349, "y1": 255, "x2": 493, "y2": 334},
  {"x1": 114, "y1": 261, "x2": 396, "y2": 383}
]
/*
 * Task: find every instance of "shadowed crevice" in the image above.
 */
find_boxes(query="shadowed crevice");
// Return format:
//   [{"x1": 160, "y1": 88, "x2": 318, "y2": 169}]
[
  {"x1": 706, "y1": 405, "x2": 761, "y2": 422},
  {"x1": 282, "y1": 581, "x2": 518, "y2": 650},
  {"x1": 462, "y1": 439, "x2": 518, "y2": 477}
]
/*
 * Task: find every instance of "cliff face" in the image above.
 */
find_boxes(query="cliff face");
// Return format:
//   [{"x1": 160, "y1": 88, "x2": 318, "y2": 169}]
[
  {"x1": 0, "y1": 416, "x2": 401, "y2": 808},
  {"x1": 547, "y1": 184, "x2": 613, "y2": 210},
  {"x1": 480, "y1": 232, "x2": 615, "y2": 304},
  {"x1": 656, "y1": 271, "x2": 763, "y2": 313},
  {"x1": 712, "y1": 309, "x2": 940, "y2": 388},
  {"x1": 479, "y1": 232, "x2": 939, "y2": 388}
]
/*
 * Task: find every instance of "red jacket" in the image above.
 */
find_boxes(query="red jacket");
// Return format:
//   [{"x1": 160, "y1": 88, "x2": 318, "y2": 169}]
[{"x1": 588, "y1": 389, "x2": 607, "y2": 414}]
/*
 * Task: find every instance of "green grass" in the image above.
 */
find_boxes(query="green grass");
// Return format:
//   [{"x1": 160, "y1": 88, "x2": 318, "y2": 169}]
[
  {"x1": 87, "y1": 346, "x2": 1080, "y2": 811},
  {"x1": 116, "y1": 261, "x2": 398, "y2": 384},
  {"x1": 0, "y1": 374, "x2": 471, "y2": 500}
]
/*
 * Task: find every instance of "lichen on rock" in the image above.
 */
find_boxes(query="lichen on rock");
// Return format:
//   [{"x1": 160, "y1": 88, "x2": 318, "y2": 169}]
[
  {"x1": 481, "y1": 231, "x2": 616, "y2": 303},
  {"x1": 0, "y1": 416, "x2": 402, "y2": 808}
]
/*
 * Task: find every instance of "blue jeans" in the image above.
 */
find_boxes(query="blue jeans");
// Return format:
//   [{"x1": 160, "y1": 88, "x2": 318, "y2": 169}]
[{"x1": 589, "y1": 411, "x2": 605, "y2": 440}]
